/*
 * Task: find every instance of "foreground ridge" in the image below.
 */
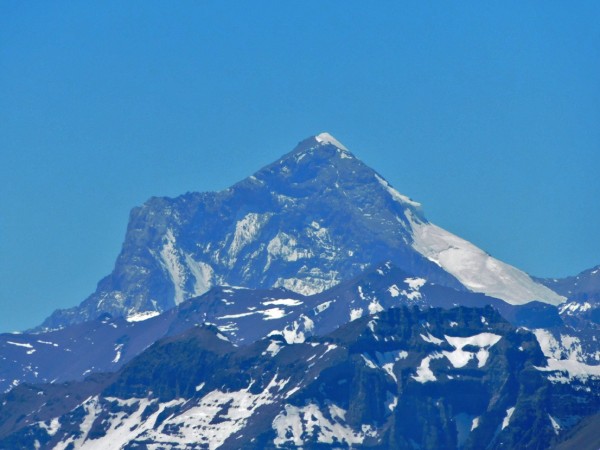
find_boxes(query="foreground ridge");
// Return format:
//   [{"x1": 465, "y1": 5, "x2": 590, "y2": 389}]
[{"x1": 2, "y1": 305, "x2": 597, "y2": 449}]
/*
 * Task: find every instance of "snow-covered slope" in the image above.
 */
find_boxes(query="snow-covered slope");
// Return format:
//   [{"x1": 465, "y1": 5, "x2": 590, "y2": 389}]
[{"x1": 407, "y1": 212, "x2": 565, "y2": 305}]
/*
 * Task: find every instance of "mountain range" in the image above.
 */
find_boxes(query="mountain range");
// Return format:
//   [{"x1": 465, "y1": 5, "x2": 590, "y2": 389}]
[{"x1": 1, "y1": 133, "x2": 598, "y2": 449}]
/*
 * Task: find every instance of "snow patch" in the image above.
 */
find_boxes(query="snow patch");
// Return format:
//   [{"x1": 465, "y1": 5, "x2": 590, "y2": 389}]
[
  {"x1": 358, "y1": 285, "x2": 367, "y2": 301},
  {"x1": 38, "y1": 417, "x2": 61, "y2": 437},
  {"x1": 559, "y1": 301, "x2": 592, "y2": 315},
  {"x1": 549, "y1": 415, "x2": 561, "y2": 435},
  {"x1": 397, "y1": 277, "x2": 426, "y2": 301},
  {"x1": 262, "y1": 298, "x2": 303, "y2": 307},
  {"x1": 263, "y1": 340, "x2": 283, "y2": 357},
  {"x1": 285, "y1": 386, "x2": 301, "y2": 399},
  {"x1": 350, "y1": 308, "x2": 364, "y2": 321},
  {"x1": 502, "y1": 407, "x2": 515, "y2": 430},
  {"x1": 314, "y1": 300, "x2": 333, "y2": 314},
  {"x1": 273, "y1": 402, "x2": 375, "y2": 447},
  {"x1": 443, "y1": 333, "x2": 502, "y2": 368},
  {"x1": 216, "y1": 332, "x2": 229, "y2": 342},
  {"x1": 112, "y1": 344, "x2": 123, "y2": 363},
  {"x1": 420, "y1": 332, "x2": 444, "y2": 345},
  {"x1": 405, "y1": 277, "x2": 426, "y2": 290},
  {"x1": 385, "y1": 392, "x2": 398, "y2": 412},
  {"x1": 126, "y1": 311, "x2": 160, "y2": 322},
  {"x1": 533, "y1": 329, "x2": 600, "y2": 382},
  {"x1": 368, "y1": 299, "x2": 384, "y2": 314},
  {"x1": 362, "y1": 350, "x2": 408, "y2": 382},
  {"x1": 218, "y1": 311, "x2": 256, "y2": 320},
  {"x1": 6, "y1": 341, "x2": 33, "y2": 349},
  {"x1": 413, "y1": 352, "x2": 444, "y2": 383},
  {"x1": 54, "y1": 396, "x2": 102, "y2": 449},
  {"x1": 280, "y1": 315, "x2": 314, "y2": 344},
  {"x1": 260, "y1": 308, "x2": 288, "y2": 320}
]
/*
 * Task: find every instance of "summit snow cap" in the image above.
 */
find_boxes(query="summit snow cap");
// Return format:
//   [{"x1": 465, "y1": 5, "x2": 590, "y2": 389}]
[{"x1": 314, "y1": 132, "x2": 349, "y2": 151}]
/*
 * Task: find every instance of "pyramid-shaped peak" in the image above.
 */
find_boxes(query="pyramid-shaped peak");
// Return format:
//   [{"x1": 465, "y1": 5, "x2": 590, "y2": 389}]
[
  {"x1": 314, "y1": 132, "x2": 349, "y2": 151},
  {"x1": 274, "y1": 132, "x2": 357, "y2": 166},
  {"x1": 247, "y1": 132, "x2": 424, "y2": 213}
]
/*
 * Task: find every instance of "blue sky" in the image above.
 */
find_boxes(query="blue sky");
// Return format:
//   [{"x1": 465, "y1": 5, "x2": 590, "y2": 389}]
[{"x1": 1, "y1": 2, "x2": 599, "y2": 332}]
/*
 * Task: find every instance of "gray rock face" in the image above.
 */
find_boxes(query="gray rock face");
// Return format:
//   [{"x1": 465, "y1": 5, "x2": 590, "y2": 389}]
[{"x1": 40, "y1": 134, "x2": 461, "y2": 329}]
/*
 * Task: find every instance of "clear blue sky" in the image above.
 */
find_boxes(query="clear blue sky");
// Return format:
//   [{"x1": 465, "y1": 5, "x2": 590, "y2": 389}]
[{"x1": 1, "y1": 2, "x2": 599, "y2": 332}]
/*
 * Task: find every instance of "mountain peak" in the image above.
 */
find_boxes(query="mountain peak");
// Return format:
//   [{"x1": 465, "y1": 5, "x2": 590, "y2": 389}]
[
  {"x1": 279, "y1": 132, "x2": 356, "y2": 164},
  {"x1": 314, "y1": 132, "x2": 349, "y2": 151},
  {"x1": 39, "y1": 132, "x2": 565, "y2": 331},
  {"x1": 270, "y1": 133, "x2": 420, "y2": 209}
]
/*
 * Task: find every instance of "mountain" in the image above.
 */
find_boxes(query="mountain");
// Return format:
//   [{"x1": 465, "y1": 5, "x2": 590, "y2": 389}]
[
  {"x1": 39, "y1": 133, "x2": 564, "y2": 330},
  {"x1": 2, "y1": 132, "x2": 597, "y2": 449},
  {"x1": 538, "y1": 265, "x2": 600, "y2": 303},
  {"x1": 537, "y1": 265, "x2": 600, "y2": 326},
  {"x1": 1, "y1": 262, "x2": 574, "y2": 394},
  {"x1": 2, "y1": 305, "x2": 598, "y2": 449}
]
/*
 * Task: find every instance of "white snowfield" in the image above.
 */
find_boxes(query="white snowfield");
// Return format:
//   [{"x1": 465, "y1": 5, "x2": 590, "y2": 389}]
[{"x1": 406, "y1": 211, "x2": 566, "y2": 306}]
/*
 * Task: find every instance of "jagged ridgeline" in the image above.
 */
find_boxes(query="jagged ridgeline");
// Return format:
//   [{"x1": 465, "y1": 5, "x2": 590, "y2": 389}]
[
  {"x1": 40, "y1": 133, "x2": 563, "y2": 330},
  {"x1": 2, "y1": 306, "x2": 599, "y2": 449}
]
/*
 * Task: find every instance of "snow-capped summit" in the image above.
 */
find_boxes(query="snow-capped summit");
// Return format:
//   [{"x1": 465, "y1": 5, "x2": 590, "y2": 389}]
[
  {"x1": 314, "y1": 131, "x2": 349, "y2": 151},
  {"x1": 40, "y1": 133, "x2": 564, "y2": 329}
]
